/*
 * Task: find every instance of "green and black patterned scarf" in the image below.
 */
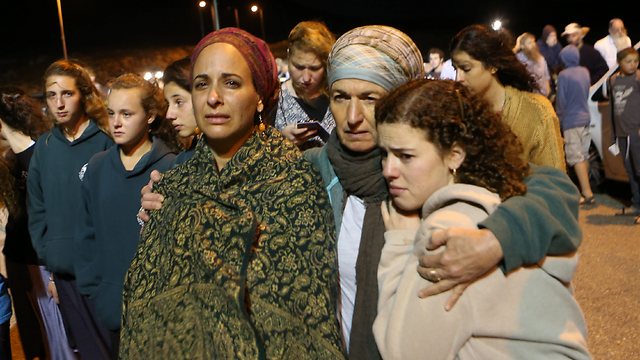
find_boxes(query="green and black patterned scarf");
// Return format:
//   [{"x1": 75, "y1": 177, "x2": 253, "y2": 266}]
[{"x1": 120, "y1": 128, "x2": 345, "y2": 359}]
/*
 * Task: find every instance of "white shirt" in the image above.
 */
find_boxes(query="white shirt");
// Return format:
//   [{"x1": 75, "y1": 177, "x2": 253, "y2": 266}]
[
  {"x1": 337, "y1": 195, "x2": 366, "y2": 351},
  {"x1": 440, "y1": 59, "x2": 457, "y2": 80},
  {"x1": 595, "y1": 34, "x2": 632, "y2": 69}
]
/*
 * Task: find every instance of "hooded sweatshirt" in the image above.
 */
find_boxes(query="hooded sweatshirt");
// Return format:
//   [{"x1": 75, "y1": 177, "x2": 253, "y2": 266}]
[
  {"x1": 537, "y1": 25, "x2": 562, "y2": 73},
  {"x1": 27, "y1": 121, "x2": 114, "y2": 274},
  {"x1": 556, "y1": 45, "x2": 591, "y2": 130},
  {"x1": 374, "y1": 184, "x2": 590, "y2": 360},
  {"x1": 74, "y1": 138, "x2": 176, "y2": 330}
]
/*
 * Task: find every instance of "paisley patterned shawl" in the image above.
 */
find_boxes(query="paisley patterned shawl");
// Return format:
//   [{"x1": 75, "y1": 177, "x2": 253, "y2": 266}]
[{"x1": 119, "y1": 127, "x2": 345, "y2": 359}]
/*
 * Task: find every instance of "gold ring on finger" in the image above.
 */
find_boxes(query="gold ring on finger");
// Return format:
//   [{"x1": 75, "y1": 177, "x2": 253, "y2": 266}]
[{"x1": 427, "y1": 269, "x2": 442, "y2": 283}]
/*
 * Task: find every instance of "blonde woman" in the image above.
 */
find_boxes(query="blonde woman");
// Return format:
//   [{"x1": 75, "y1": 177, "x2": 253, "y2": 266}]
[{"x1": 514, "y1": 32, "x2": 552, "y2": 97}]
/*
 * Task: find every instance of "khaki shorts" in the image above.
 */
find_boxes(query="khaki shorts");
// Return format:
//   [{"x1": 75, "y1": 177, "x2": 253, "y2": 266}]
[{"x1": 563, "y1": 126, "x2": 591, "y2": 166}]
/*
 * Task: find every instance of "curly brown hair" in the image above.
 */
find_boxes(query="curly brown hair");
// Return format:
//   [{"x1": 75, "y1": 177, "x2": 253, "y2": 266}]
[
  {"x1": 0, "y1": 86, "x2": 52, "y2": 139},
  {"x1": 107, "y1": 73, "x2": 181, "y2": 152},
  {"x1": 0, "y1": 147, "x2": 19, "y2": 217},
  {"x1": 375, "y1": 79, "x2": 529, "y2": 200}
]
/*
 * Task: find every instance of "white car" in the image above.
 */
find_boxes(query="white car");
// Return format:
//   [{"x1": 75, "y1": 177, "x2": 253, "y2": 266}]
[{"x1": 588, "y1": 95, "x2": 627, "y2": 185}]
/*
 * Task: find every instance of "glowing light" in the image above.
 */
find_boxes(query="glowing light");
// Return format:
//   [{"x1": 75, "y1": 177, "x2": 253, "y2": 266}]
[
  {"x1": 250, "y1": 5, "x2": 258, "y2": 12},
  {"x1": 491, "y1": 19, "x2": 502, "y2": 31},
  {"x1": 155, "y1": 71, "x2": 164, "y2": 79},
  {"x1": 198, "y1": 1, "x2": 206, "y2": 8},
  {"x1": 143, "y1": 72, "x2": 153, "y2": 81}
]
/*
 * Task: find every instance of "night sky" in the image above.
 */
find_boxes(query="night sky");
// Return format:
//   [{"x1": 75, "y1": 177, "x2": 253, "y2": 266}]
[{"x1": 1, "y1": 0, "x2": 637, "y2": 64}]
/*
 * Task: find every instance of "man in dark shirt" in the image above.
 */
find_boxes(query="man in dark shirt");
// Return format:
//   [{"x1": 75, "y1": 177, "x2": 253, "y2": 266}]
[{"x1": 562, "y1": 22, "x2": 609, "y2": 88}]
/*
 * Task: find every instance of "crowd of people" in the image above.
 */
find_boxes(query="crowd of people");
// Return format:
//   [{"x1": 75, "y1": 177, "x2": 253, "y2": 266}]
[{"x1": 0, "y1": 15, "x2": 637, "y2": 359}]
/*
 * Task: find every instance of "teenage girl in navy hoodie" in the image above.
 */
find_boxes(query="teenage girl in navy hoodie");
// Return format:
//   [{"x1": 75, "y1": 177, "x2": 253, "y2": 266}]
[
  {"x1": 74, "y1": 73, "x2": 178, "y2": 357},
  {"x1": 27, "y1": 59, "x2": 114, "y2": 359}
]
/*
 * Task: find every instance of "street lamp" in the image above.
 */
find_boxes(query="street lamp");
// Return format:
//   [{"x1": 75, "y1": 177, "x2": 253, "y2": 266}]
[
  {"x1": 56, "y1": 0, "x2": 68, "y2": 59},
  {"x1": 491, "y1": 19, "x2": 503, "y2": 31},
  {"x1": 234, "y1": 7, "x2": 240, "y2": 28},
  {"x1": 250, "y1": 4, "x2": 266, "y2": 40},
  {"x1": 211, "y1": 0, "x2": 220, "y2": 31},
  {"x1": 198, "y1": 0, "x2": 219, "y2": 33},
  {"x1": 198, "y1": 1, "x2": 206, "y2": 38}
]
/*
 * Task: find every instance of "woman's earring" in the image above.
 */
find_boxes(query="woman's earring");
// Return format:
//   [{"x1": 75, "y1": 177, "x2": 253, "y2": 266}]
[
  {"x1": 258, "y1": 112, "x2": 266, "y2": 132},
  {"x1": 193, "y1": 127, "x2": 202, "y2": 136},
  {"x1": 450, "y1": 167, "x2": 457, "y2": 181}
]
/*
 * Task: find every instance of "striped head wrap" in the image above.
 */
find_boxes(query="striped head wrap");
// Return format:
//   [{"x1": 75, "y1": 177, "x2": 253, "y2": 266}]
[
  {"x1": 191, "y1": 27, "x2": 279, "y2": 113},
  {"x1": 328, "y1": 25, "x2": 424, "y2": 91}
]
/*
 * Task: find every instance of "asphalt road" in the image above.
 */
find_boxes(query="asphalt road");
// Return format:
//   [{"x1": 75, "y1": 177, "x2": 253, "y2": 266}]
[
  {"x1": 7, "y1": 193, "x2": 640, "y2": 359},
  {"x1": 574, "y1": 192, "x2": 640, "y2": 359}
]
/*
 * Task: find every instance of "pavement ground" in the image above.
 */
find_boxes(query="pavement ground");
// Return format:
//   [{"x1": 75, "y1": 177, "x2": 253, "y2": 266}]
[{"x1": 573, "y1": 192, "x2": 640, "y2": 359}]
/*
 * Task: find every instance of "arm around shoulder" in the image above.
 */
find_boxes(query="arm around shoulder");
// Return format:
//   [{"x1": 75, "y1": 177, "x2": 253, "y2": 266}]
[{"x1": 479, "y1": 165, "x2": 581, "y2": 273}]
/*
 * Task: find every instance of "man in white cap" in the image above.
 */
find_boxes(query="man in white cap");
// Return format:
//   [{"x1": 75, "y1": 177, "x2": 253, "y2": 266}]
[
  {"x1": 595, "y1": 18, "x2": 633, "y2": 69},
  {"x1": 563, "y1": 22, "x2": 609, "y2": 86}
]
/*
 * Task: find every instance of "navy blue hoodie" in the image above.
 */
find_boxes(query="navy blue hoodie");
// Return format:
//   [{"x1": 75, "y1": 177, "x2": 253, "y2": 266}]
[
  {"x1": 557, "y1": 45, "x2": 591, "y2": 130},
  {"x1": 27, "y1": 121, "x2": 113, "y2": 274},
  {"x1": 74, "y1": 138, "x2": 176, "y2": 330}
]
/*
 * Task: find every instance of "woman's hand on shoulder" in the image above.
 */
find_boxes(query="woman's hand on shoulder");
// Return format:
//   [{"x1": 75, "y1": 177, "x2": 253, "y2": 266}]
[
  {"x1": 137, "y1": 170, "x2": 165, "y2": 223},
  {"x1": 417, "y1": 228, "x2": 503, "y2": 311}
]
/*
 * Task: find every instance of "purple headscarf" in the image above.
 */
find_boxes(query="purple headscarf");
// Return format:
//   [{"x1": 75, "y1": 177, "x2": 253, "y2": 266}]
[{"x1": 191, "y1": 27, "x2": 279, "y2": 114}]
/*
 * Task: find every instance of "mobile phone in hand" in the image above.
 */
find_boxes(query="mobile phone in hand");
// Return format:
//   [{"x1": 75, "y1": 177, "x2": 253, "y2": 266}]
[
  {"x1": 296, "y1": 121, "x2": 330, "y2": 142},
  {"x1": 297, "y1": 121, "x2": 322, "y2": 131}
]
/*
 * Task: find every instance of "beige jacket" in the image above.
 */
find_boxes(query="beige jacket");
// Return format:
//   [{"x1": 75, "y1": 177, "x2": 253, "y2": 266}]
[{"x1": 373, "y1": 184, "x2": 590, "y2": 360}]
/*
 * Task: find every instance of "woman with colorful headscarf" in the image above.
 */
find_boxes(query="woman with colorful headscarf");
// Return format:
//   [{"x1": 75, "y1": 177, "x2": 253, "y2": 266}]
[
  {"x1": 305, "y1": 25, "x2": 584, "y2": 360},
  {"x1": 119, "y1": 28, "x2": 344, "y2": 359},
  {"x1": 304, "y1": 25, "x2": 425, "y2": 359}
]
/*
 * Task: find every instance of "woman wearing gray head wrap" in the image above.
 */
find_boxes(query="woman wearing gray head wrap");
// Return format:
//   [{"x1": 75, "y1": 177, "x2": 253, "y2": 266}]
[
  {"x1": 327, "y1": 25, "x2": 424, "y2": 91},
  {"x1": 306, "y1": 24, "x2": 583, "y2": 360},
  {"x1": 304, "y1": 25, "x2": 424, "y2": 360}
]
